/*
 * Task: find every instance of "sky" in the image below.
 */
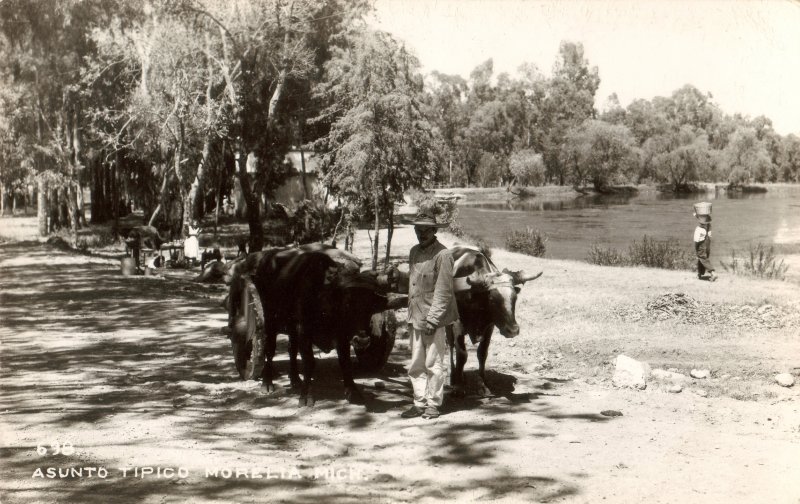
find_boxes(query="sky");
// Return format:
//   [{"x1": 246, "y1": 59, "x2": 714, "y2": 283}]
[{"x1": 368, "y1": 0, "x2": 800, "y2": 136}]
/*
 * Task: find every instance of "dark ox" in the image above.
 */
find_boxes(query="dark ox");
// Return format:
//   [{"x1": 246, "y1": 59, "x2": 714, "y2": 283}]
[
  {"x1": 230, "y1": 244, "x2": 403, "y2": 406},
  {"x1": 449, "y1": 246, "x2": 542, "y2": 396}
]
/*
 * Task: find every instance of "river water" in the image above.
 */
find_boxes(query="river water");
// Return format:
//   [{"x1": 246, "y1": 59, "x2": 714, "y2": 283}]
[{"x1": 457, "y1": 186, "x2": 800, "y2": 262}]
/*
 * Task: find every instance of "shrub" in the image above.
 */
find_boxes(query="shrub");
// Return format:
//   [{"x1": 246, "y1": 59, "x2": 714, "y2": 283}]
[
  {"x1": 722, "y1": 243, "x2": 788, "y2": 280},
  {"x1": 587, "y1": 244, "x2": 627, "y2": 266},
  {"x1": 588, "y1": 236, "x2": 691, "y2": 270},
  {"x1": 627, "y1": 235, "x2": 691, "y2": 270},
  {"x1": 447, "y1": 217, "x2": 465, "y2": 238},
  {"x1": 505, "y1": 227, "x2": 546, "y2": 257}
]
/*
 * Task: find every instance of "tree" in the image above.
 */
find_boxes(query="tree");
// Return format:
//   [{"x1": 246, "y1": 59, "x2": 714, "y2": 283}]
[
  {"x1": 722, "y1": 127, "x2": 772, "y2": 184},
  {"x1": 508, "y1": 149, "x2": 545, "y2": 186},
  {"x1": 560, "y1": 119, "x2": 639, "y2": 189},
  {"x1": 539, "y1": 41, "x2": 600, "y2": 184},
  {"x1": 779, "y1": 134, "x2": 800, "y2": 182},
  {"x1": 425, "y1": 71, "x2": 469, "y2": 185},
  {"x1": 0, "y1": 0, "x2": 115, "y2": 242},
  {"x1": 313, "y1": 30, "x2": 438, "y2": 268},
  {"x1": 600, "y1": 93, "x2": 625, "y2": 125},
  {"x1": 182, "y1": 0, "x2": 365, "y2": 250},
  {"x1": 648, "y1": 126, "x2": 714, "y2": 190}
]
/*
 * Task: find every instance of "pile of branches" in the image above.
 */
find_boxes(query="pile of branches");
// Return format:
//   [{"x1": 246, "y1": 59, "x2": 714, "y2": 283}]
[{"x1": 614, "y1": 292, "x2": 800, "y2": 330}]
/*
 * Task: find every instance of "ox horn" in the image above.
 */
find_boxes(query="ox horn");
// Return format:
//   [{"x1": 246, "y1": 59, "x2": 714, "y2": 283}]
[{"x1": 504, "y1": 268, "x2": 543, "y2": 285}]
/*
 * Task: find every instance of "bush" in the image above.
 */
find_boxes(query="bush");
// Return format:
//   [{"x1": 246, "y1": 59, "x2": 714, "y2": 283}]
[
  {"x1": 588, "y1": 236, "x2": 691, "y2": 270},
  {"x1": 505, "y1": 227, "x2": 546, "y2": 257},
  {"x1": 722, "y1": 243, "x2": 788, "y2": 280},
  {"x1": 587, "y1": 244, "x2": 627, "y2": 266},
  {"x1": 627, "y1": 235, "x2": 691, "y2": 270}
]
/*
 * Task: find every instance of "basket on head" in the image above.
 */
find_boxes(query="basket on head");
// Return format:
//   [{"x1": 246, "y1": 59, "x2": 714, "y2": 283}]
[{"x1": 693, "y1": 202, "x2": 712, "y2": 216}]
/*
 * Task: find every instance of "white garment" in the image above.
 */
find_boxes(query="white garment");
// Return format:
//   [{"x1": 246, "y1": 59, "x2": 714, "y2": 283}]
[
  {"x1": 693, "y1": 226, "x2": 710, "y2": 242},
  {"x1": 408, "y1": 325, "x2": 447, "y2": 407},
  {"x1": 184, "y1": 236, "x2": 200, "y2": 259}
]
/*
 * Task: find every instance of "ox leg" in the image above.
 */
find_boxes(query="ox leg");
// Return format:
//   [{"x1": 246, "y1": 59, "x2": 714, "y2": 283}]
[
  {"x1": 451, "y1": 333, "x2": 468, "y2": 398},
  {"x1": 298, "y1": 338, "x2": 316, "y2": 407},
  {"x1": 337, "y1": 337, "x2": 363, "y2": 404},
  {"x1": 288, "y1": 334, "x2": 301, "y2": 388},
  {"x1": 261, "y1": 329, "x2": 278, "y2": 393},
  {"x1": 476, "y1": 328, "x2": 494, "y2": 397}
]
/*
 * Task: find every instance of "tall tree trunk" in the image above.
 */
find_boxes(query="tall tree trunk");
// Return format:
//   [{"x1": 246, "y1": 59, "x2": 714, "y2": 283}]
[
  {"x1": 214, "y1": 141, "x2": 226, "y2": 237},
  {"x1": 236, "y1": 150, "x2": 264, "y2": 251},
  {"x1": 300, "y1": 147, "x2": 309, "y2": 200},
  {"x1": 372, "y1": 189, "x2": 380, "y2": 270},
  {"x1": 37, "y1": 178, "x2": 48, "y2": 236},
  {"x1": 67, "y1": 183, "x2": 79, "y2": 247},
  {"x1": 113, "y1": 152, "x2": 121, "y2": 228},
  {"x1": 385, "y1": 205, "x2": 394, "y2": 267},
  {"x1": 0, "y1": 183, "x2": 5, "y2": 215},
  {"x1": 148, "y1": 165, "x2": 173, "y2": 228}
]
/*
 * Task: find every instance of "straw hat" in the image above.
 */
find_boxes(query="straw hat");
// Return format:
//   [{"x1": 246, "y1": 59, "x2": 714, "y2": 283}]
[{"x1": 408, "y1": 212, "x2": 449, "y2": 228}]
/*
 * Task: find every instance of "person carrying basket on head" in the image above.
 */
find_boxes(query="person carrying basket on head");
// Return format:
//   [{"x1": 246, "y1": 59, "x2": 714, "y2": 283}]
[{"x1": 693, "y1": 203, "x2": 717, "y2": 282}]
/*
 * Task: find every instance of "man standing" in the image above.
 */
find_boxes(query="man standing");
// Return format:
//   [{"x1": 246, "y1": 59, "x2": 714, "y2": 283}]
[{"x1": 402, "y1": 212, "x2": 459, "y2": 419}]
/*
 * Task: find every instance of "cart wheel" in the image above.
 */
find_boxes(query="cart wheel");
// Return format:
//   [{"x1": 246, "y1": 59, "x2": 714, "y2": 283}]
[
  {"x1": 354, "y1": 310, "x2": 397, "y2": 372},
  {"x1": 231, "y1": 279, "x2": 266, "y2": 380}
]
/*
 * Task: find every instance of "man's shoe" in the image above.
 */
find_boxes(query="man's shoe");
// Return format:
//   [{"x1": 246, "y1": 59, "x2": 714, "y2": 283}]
[
  {"x1": 401, "y1": 405, "x2": 424, "y2": 418},
  {"x1": 709, "y1": 273, "x2": 717, "y2": 282},
  {"x1": 422, "y1": 406, "x2": 440, "y2": 419}
]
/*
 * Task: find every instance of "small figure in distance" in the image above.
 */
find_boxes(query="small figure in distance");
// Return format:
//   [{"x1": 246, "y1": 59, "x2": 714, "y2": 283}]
[
  {"x1": 184, "y1": 220, "x2": 202, "y2": 267},
  {"x1": 693, "y1": 209, "x2": 717, "y2": 282}
]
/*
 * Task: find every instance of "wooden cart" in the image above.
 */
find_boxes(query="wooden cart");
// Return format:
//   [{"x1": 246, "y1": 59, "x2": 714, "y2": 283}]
[{"x1": 227, "y1": 276, "x2": 397, "y2": 380}]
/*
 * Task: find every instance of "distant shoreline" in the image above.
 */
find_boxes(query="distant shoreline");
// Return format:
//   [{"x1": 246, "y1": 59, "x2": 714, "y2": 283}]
[{"x1": 433, "y1": 182, "x2": 800, "y2": 204}]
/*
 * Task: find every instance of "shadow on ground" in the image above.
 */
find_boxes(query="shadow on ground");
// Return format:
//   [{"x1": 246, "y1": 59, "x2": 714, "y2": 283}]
[{"x1": 0, "y1": 241, "x2": 605, "y2": 503}]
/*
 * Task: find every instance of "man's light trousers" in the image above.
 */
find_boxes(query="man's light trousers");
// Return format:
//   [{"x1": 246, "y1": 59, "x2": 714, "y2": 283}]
[{"x1": 408, "y1": 325, "x2": 447, "y2": 407}]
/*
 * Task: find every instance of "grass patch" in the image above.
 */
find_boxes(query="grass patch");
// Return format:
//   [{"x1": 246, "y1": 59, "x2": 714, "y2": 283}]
[{"x1": 721, "y1": 242, "x2": 789, "y2": 280}]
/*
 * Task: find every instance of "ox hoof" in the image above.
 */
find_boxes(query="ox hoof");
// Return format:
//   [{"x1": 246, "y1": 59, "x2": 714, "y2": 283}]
[
  {"x1": 476, "y1": 383, "x2": 492, "y2": 397},
  {"x1": 298, "y1": 396, "x2": 315, "y2": 408},
  {"x1": 450, "y1": 387, "x2": 466, "y2": 399},
  {"x1": 345, "y1": 388, "x2": 365, "y2": 404},
  {"x1": 262, "y1": 382, "x2": 277, "y2": 394}
]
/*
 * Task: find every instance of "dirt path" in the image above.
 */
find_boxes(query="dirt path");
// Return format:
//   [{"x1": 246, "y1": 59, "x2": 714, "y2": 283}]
[{"x1": 1, "y1": 240, "x2": 799, "y2": 504}]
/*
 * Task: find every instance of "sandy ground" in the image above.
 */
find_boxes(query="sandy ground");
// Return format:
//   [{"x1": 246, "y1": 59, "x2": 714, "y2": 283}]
[{"x1": 1, "y1": 224, "x2": 799, "y2": 504}]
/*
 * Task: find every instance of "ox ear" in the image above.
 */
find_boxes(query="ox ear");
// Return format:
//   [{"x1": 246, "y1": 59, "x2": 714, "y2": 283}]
[{"x1": 503, "y1": 268, "x2": 543, "y2": 285}]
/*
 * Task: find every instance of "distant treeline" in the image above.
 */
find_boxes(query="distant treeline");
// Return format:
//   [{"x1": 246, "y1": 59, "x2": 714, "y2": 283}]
[{"x1": 424, "y1": 44, "x2": 800, "y2": 191}]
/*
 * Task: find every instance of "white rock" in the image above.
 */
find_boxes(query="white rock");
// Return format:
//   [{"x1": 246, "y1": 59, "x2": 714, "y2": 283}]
[
  {"x1": 690, "y1": 369, "x2": 710, "y2": 379},
  {"x1": 668, "y1": 385, "x2": 683, "y2": 393},
  {"x1": 775, "y1": 373, "x2": 795, "y2": 387},
  {"x1": 693, "y1": 389, "x2": 708, "y2": 398},
  {"x1": 612, "y1": 355, "x2": 649, "y2": 390}
]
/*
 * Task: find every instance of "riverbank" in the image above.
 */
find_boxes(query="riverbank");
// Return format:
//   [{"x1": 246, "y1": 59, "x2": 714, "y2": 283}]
[
  {"x1": 1, "y1": 219, "x2": 799, "y2": 503},
  {"x1": 433, "y1": 182, "x2": 800, "y2": 204}
]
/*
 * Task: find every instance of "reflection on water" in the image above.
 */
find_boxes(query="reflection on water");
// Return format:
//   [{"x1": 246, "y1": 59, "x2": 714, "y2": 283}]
[
  {"x1": 458, "y1": 186, "x2": 800, "y2": 262},
  {"x1": 470, "y1": 194, "x2": 637, "y2": 212}
]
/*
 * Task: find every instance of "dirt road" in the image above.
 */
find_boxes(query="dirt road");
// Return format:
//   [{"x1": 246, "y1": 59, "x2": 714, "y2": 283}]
[{"x1": 1, "y1": 240, "x2": 799, "y2": 504}]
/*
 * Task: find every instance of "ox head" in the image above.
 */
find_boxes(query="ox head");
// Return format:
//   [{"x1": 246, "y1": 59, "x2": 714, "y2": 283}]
[
  {"x1": 459, "y1": 266, "x2": 542, "y2": 339},
  {"x1": 337, "y1": 270, "x2": 407, "y2": 350}
]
